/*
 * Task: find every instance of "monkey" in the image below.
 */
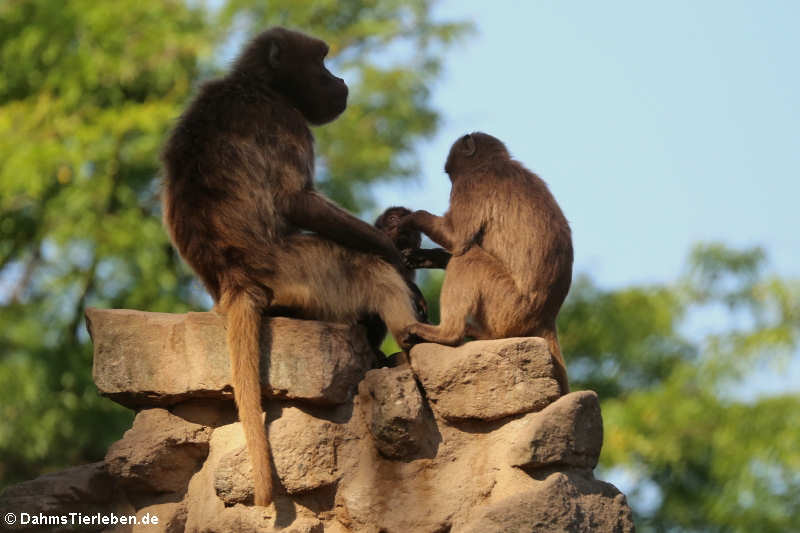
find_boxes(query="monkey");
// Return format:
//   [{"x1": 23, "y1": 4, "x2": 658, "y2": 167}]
[
  {"x1": 398, "y1": 132, "x2": 573, "y2": 394},
  {"x1": 160, "y1": 28, "x2": 424, "y2": 507},
  {"x1": 363, "y1": 207, "x2": 451, "y2": 356},
  {"x1": 374, "y1": 206, "x2": 451, "y2": 271}
]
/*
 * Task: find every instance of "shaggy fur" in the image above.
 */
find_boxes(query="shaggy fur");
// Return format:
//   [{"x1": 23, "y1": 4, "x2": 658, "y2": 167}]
[
  {"x1": 162, "y1": 27, "x2": 422, "y2": 506},
  {"x1": 400, "y1": 133, "x2": 573, "y2": 394}
]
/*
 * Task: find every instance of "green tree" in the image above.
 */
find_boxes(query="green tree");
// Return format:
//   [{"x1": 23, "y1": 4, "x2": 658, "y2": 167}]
[
  {"x1": 558, "y1": 244, "x2": 800, "y2": 532},
  {"x1": 0, "y1": 0, "x2": 467, "y2": 487}
]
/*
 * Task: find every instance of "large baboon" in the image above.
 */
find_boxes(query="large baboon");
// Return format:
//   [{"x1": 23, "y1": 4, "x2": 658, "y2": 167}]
[
  {"x1": 400, "y1": 133, "x2": 573, "y2": 393},
  {"x1": 161, "y1": 28, "x2": 423, "y2": 506}
]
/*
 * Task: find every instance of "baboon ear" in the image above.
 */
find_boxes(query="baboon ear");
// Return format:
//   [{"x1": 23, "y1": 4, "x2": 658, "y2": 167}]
[
  {"x1": 268, "y1": 40, "x2": 281, "y2": 68},
  {"x1": 462, "y1": 134, "x2": 476, "y2": 157}
]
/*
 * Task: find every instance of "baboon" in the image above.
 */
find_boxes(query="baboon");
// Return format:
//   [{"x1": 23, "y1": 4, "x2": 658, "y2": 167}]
[
  {"x1": 161, "y1": 28, "x2": 423, "y2": 506},
  {"x1": 375, "y1": 206, "x2": 451, "y2": 271},
  {"x1": 399, "y1": 133, "x2": 573, "y2": 393},
  {"x1": 365, "y1": 207, "x2": 450, "y2": 353}
]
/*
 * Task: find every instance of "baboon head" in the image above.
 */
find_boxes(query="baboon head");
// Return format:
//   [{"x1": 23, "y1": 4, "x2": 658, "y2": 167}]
[
  {"x1": 234, "y1": 27, "x2": 348, "y2": 125},
  {"x1": 444, "y1": 132, "x2": 510, "y2": 178},
  {"x1": 375, "y1": 206, "x2": 421, "y2": 252}
]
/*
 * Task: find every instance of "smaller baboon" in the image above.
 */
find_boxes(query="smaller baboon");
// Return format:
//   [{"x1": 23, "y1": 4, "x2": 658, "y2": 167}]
[
  {"x1": 399, "y1": 133, "x2": 573, "y2": 393},
  {"x1": 363, "y1": 207, "x2": 451, "y2": 354},
  {"x1": 375, "y1": 206, "x2": 451, "y2": 270}
]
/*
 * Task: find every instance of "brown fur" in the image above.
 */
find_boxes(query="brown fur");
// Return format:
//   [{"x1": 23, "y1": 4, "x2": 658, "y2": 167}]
[
  {"x1": 161, "y1": 28, "x2": 422, "y2": 506},
  {"x1": 364, "y1": 207, "x2": 450, "y2": 352},
  {"x1": 375, "y1": 206, "x2": 451, "y2": 270},
  {"x1": 400, "y1": 133, "x2": 573, "y2": 393}
]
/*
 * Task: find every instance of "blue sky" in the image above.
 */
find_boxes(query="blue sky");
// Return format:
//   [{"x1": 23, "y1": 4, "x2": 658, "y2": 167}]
[{"x1": 375, "y1": 0, "x2": 800, "y2": 288}]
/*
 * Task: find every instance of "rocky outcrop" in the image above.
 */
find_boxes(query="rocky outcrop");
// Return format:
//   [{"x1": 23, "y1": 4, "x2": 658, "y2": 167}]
[
  {"x1": 410, "y1": 338, "x2": 562, "y2": 421},
  {"x1": 0, "y1": 309, "x2": 635, "y2": 532},
  {"x1": 86, "y1": 309, "x2": 374, "y2": 408}
]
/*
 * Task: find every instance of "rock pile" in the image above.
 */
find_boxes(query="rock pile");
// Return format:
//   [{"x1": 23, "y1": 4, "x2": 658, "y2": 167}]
[{"x1": 0, "y1": 309, "x2": 635, "y2": 532}]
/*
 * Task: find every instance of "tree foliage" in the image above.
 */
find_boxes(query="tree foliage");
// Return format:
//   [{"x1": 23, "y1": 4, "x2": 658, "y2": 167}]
[
  {"x1": 2, "y1": 3, "x2": 798, "y2": 532},
  {"x1": 0, "y1": 0, "x2": 468, "y2": 487},
  {"x1": 559, "y1": 244, "x2": 800, "y2": 532}
]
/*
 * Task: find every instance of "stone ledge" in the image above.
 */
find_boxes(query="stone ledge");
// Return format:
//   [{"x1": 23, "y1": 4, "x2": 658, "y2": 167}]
[
  {"x1": 86, "y1": 309, "x2": 372, "y2": 408},
  {"x1": 409, "y1": 337, "x2": 562, "y2": 421},
  {"x1": 508, "y1": 390, "x2": 603, "y2": 471}
]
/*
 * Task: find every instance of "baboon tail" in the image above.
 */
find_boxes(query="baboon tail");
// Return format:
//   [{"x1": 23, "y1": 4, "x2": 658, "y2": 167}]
[
  {"x1": 542, "y1": 328, "x2": 570, "y2": 395},
  {"x1": 225, "y1": 291, "x2": 273, "y2": 506}
]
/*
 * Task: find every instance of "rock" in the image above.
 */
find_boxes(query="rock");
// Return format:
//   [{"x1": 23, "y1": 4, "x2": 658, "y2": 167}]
[
  {"x1": 187, "y1": 421, "x2": 328, "y2": 533},
  {"x1": 105, "y1": 408, "x2": 212, "y2": 494},
  {"x1": 213, "y1": 444, "x2": 256, "y2": 506},
  {"x1": 86, "y1": 308, "x2": 372, "y2": 409},
  {"x1": 269, "y1": 406, "x2": 359, "y2": 494},
  {"x1": 183, "y1": 424, "x2": 242, "y2": 532},
  {"x1": 5, "y1": 310, "x2": 635, "y2": 532},
  {"x1": 199, "y1": 504, "x2": 275, "y2": 533},
  {"x1": 209, "y1": 405, "x2": 360, "y2": 501},
  {"x1": 282, "y1": 517, "x2": 324, "y2": 533},
  {"x1": 357, "y1": 366, "x2": 437, "y2": 459},
  {"x1": 461, "y1": 471, "x2": 635, "y2": 533},
  {"x1": 198, "y1": 506, "x2": 321, "y2": 533},
  {"x1": 0, "y1": 462, "x2": 130, "y2": 532},
  {"x1": 508, "y1": 390, "x2": 603, "y2": 470},
  {"x1": 171, "y1": 399, "x2": 237, "y2": 428},
  {"x1": 410, "y1": 338, "x2": 562, "y2": 421},
  {"x1": 133, "y1": 502, "x2": 187, "y2": 533}
]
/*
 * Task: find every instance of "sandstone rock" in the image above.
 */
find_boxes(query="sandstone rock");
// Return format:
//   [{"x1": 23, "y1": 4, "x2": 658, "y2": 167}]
[
  {"x1": 358, "y1": 366, "x2": 437, "y2": 459},
  {"x1": 105, "y1": 408, "x2": 212, "y2": 494},
  {"x1": 86, "y1": 308, "x2": 372, "y2": 408},
  {"x1": 133, "y1": 502, "x2": 186, "y2": 533},
  {"x1": 462, "y1": 470, "x2": 635, "y2": 533},
  {"x1": 508, "y1": 390, "x2": 603, "y2": 470},
  {"x1": 183, "y1": 424, "x2": 242, "y2": 532},
  {"x1": 171, "y1": 399, "x2": 237, "y2": 428},
  {"x1": 270, "y1": 406, "x2": 359, "y2": 494},
  {"x1": 200, "y1": 506, "x2": 321, "y2": 533},
  {"x1": 282, "y1": 517, "x2": 324, "y2": 533},
  {"x1": 410, "y1": 338, "x2": 562, "y2": 421},
  {"x1": 0, "y1": 462, "x2": 130, "y2": 532},
  {"x1": 187, "y1": 421, "x2": 330, "y2": 533},
  {"x1": 199, "y1": 504, "x2": 275, "y2": 533},
  {"x1": 209, "y1": 405, "x2": 360, "y2": 502},
  {"x1": 335, "y1": 425, "x2": 499, "y2": 533},
  {"x1": 4, "y1": 310, "x2": 636, "y2": 532},
  {"x1": 213, "y1": 443, "x2": 256, "y2": 506}
]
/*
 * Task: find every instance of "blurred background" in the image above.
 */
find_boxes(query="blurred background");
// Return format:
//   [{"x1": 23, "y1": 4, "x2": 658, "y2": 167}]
[{"x1": 1, "y1": 1, "x2": 798, "y2": 531}]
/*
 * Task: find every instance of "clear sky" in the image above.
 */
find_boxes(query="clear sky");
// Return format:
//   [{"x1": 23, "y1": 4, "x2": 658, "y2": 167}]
[{"x1": 375, "y1": 0, "x2": 800, "y2": 288}]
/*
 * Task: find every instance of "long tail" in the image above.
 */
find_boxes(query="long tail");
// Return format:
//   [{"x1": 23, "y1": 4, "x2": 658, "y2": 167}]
[
  {"x1": 224, "y1": 290, "x2": 273, "y2": 506},
  {"x1": 542, "y1": 328, "x2": 570, "y2": 395}
]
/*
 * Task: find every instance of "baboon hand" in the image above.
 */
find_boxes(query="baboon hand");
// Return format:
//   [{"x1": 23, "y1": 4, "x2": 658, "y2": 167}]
[
  {"x1": 396, "y1": 211, "x2": 422, "y2": 233},
  {"x1": 399, "y1": 324, "x2": 426, "y2": 352}
]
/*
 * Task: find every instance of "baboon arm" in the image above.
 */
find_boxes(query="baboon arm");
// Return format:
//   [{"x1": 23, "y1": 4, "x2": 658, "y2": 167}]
[
  {"x1": 286, "y1": 190, "x2": 407, "y2": 269},
  {"x1": 407, "y1": 210, "x2": 476, "y2": 256},
  {"x1": 404, "y1": 248, "x2": 451, "y2": 269},
  {"x1": 405, "y1": 210, "x2": 454, "y2": 249}
]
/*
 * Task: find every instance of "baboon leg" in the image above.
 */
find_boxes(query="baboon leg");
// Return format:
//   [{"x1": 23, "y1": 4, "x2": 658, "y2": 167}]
[
  {"x1": 402, "y1": 250, "x2": 497, "y2": 346},
  {"x1": 265, "y1": 236, "x2": 421, "y2": 348},
  {"x1": 455, "y1": 247, "x2": 528, "y2": 340},
  {"x1": 361, "y1": 313, "x2": 388, "y2": 353},
  {"x1": 369, "y1": 263, "x2": 425, "y2": 348}
]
